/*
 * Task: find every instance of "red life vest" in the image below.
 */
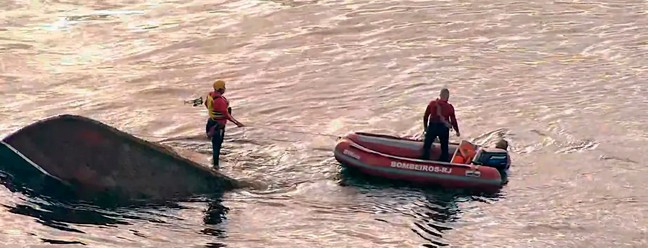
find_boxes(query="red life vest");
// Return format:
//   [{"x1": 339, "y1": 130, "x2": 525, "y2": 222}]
[{"x1": 206, "y1": 91, "x2": 230, "y2": 122}]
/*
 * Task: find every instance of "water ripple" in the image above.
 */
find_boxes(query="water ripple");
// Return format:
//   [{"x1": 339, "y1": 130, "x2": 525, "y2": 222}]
[{"x1": 2, "y1": 0, "x2": 648, "y2": 247}]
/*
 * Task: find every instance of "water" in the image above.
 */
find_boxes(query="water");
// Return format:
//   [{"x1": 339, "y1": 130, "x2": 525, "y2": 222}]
[{"x1": 1, "y1": 0, "x2": 647, "y2": 247}]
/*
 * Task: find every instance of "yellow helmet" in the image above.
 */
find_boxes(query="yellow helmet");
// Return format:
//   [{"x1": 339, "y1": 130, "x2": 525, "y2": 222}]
[{"x1": 213, "y1": 80, "x2": 226, "y2": 90}]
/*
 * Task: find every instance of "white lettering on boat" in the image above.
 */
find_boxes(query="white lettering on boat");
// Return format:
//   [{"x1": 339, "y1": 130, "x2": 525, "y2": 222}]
[
  {"x1": 390, "y1": 161, "x2": 452, "y2": 174},
  {"x1": 343, "y1": 149, "x2": 360, "y2": 160},
  {"x1": 465, "y1": 170, "x2": 481, "y2": 177}
]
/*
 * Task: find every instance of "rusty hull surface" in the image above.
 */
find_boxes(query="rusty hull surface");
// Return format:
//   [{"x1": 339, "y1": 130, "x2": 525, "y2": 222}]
[{"x1": 2, "y1": 114, "x2": 240, "y2": 201}]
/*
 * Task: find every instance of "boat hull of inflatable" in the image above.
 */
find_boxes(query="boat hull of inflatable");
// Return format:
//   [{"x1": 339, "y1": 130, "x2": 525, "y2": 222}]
[{"x1": 333, "y1": 132, "x2": 506, "y2": 190}]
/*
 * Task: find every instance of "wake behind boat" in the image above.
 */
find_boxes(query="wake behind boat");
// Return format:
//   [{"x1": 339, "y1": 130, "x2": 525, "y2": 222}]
[{"x1": 333, "y1": 132, "x2": 511, "y2": 190}]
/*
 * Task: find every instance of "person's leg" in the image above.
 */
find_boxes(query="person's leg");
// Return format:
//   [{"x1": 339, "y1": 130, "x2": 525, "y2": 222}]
[
  {"x1": 439, "y1": 126, "x2": 450, "y2": 162},
  {"x1": 206, "y1": 119, "x2": 217, "y2": 137},
  {"x1": 421, "y1": 124, "x2": 439, "y2": 160},
  {"x1": 218, "y1": 127, "x2": 225, "y2": 153},
  {"x1": 211, "y1": 128, "x2": 224, "y2": 169},
  {"x1": 206, "y1": 119, "x2": 216, "y2": 166},
  {"x1": 206, "y1": 119, "x2": 212, "y2": 135}
]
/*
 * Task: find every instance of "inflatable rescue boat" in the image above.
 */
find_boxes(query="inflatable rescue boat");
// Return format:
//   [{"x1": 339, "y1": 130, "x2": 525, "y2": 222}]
[{"x1": 333, "y1": 132, "x2": 511, "y2": 189}]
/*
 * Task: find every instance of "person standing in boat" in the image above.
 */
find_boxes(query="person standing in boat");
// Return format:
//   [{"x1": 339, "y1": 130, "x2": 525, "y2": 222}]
[
  {"x1": 204, "y1": 80, "x2": 245, "y2": 169},
  {"x1": 421, "y1": 88, "x2": 460, "y2": 162}
]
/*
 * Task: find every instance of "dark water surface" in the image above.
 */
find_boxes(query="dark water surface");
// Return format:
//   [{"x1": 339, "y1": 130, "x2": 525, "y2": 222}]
[{"x1": 1, "y1": 0, "x2": 647, "y2": 247}]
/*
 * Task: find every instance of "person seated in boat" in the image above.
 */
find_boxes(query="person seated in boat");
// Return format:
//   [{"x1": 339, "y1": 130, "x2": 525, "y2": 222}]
[
  {"x1": 421, "y1": 88, "x2": 460, "y2": 162},
  {"x1": 495, "y1": 139, "x2": 509, "y2": 150}
]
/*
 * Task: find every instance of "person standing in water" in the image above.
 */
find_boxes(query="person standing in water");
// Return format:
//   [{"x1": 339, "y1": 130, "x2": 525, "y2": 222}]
[
  {"x1": 421, "y1": 88, "x2": 460, "y2": 162},
  {"x1": 205, "y1": 80, "x2": 245, "y2": 169}
]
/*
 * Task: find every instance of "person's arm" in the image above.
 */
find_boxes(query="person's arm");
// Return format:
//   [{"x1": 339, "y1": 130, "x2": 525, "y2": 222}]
[
  {"x1": 423, "y1": 102, "x2": 432, "y2": 130},
  {"x1": 227, "y1": 113, "x2": 244, "y2": 127},
  {"x1": 214, "y1": 98, "x2": 244, "y2": 127},
  {"x1": 449, "y1": 105, "x2": 460, "y2": 136}
]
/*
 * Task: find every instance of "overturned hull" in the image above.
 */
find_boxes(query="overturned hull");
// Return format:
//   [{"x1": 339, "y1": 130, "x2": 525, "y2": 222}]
[
  {"x1": 1, "y1": 140, "x2": 74, "y2": 198},
  {"x1": 1, "y1": 114, "x2": 240, "y2": 201}
]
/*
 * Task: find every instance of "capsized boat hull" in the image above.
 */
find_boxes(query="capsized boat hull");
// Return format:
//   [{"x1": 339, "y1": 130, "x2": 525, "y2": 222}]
[{"x1": 1, "y1": 114, "x2": 241, "y2": 201}]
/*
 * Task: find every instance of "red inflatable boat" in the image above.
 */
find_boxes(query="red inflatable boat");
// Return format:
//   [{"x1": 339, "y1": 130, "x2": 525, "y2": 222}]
[{"x1": 333, "y1": 132, "x2": 511, "y2": 189}]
